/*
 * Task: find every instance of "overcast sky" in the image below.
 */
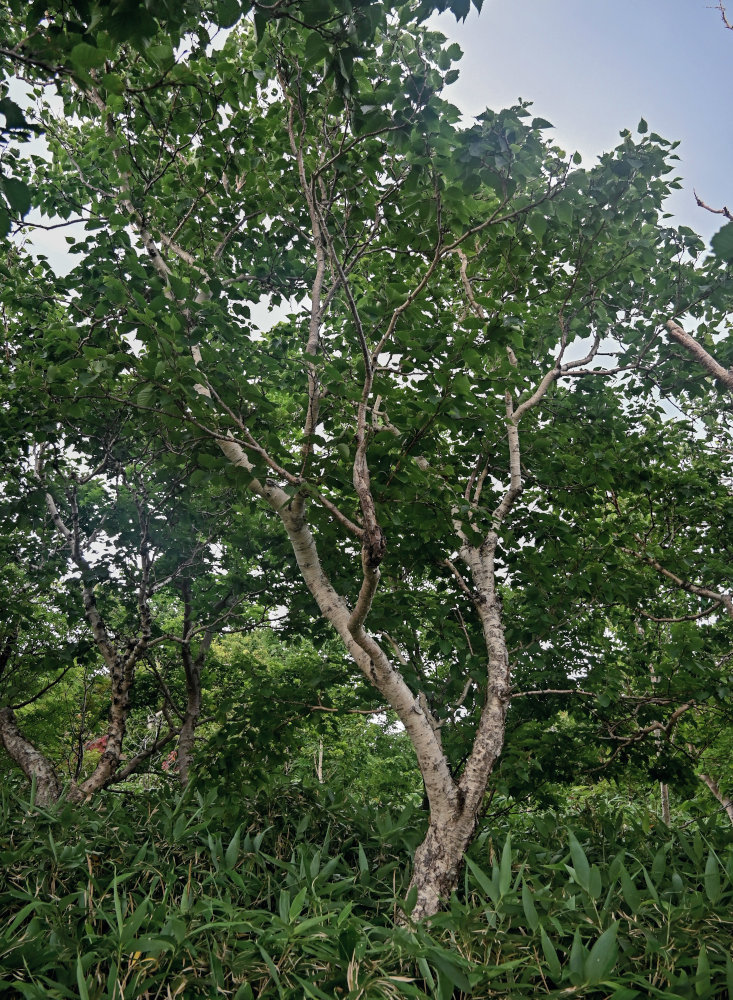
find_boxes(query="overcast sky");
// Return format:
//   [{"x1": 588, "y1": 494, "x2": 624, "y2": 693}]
[{"x1": 432, "y1": 0, "x2": 732, "y2": 239}]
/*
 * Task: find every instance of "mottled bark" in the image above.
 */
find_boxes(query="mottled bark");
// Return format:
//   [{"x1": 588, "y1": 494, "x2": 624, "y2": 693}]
[
  {"x1": 406, "y1": 538, "x2": 512, "y2": 920},
  {"x1": 0, "y1": 707, "x2": 62, "y2": 806},
  {"x1": 69, "y1": 646, "x2": 137, "y2": 802}
]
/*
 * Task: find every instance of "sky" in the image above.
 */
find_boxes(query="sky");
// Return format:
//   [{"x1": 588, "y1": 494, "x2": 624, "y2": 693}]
[
  {"x1": 432, "y1": 0, "x2": 732, "y2": 240},
  {"x1": 18, "y1": 0, "x2": 733, "y2": 270}
]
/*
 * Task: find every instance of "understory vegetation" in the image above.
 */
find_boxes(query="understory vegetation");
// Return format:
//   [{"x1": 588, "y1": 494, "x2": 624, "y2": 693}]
[{"x1": 2, "y1": 775, "x2": 732, "y2": 999}]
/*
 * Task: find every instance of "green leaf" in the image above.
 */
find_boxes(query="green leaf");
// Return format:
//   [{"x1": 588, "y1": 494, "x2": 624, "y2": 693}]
[
  {"x1": 103, "y1": 276, "x2": 127, "y2": 304},
  {"x1": 448, "y1": 0, "x2": 471, "y2": 20},
  {"x1": 168, "y1": 274, "x2": 189, "y2": 299},
  {"x1": 651, "y1": 843, "x2": 669, "y2": 883},
  {"x1": 288, "y1": 886, "x2": 307, "y2": 921},
  {"x1": 224, "y1": 825, "x2": 241, "y2": 869},
  {"x1": 620, "y1": 865, "x2": 641, "y2": 912},
  {"x1": 499, "y1": 833, "x2": 512, "y2": 896},
  {"x1": 588, "y1": 864, "x2": 603, "y2": 900},
  {"x1": 711, "y1": 221, "x2": 733, "y2": 263},
  {"x1": 428, "y1": 949, "x2": 471, "y2": 994},
  {"x1": 305, "y1": 31, "x2": 330, "y2": 63},
  {"x1": 70, "y1": 42, "x2": 108, "y2": 69},
  {"x1": 540, "y1": 925, "x2": 561, "y2": 981},
  {"x1": 2, "y1": 177, "x2": 31, "y2": 216},
  {"x1": 695, "y1": 943, "x2": 711, "y2": 997},
  {"x1": 403, "y1": 884, "x2": 418, "y2": 915},
  {"x1": 0, "y1": 97, "x2": 27, "y2": 130},
  {"x1": 584, "y1": 922, "x2": 618, "y2": 985},
  {"x1": 217, "y1": 0, "x2": 242, "y2": 27},
  {"x1": 76, "y1": 955, "x2": 90, "y2": 1000},
  {"x1": 568, "y1": 831, "x2": 591, "y2": 892},
  {"x1": 253, "y1": 10, "x2": 268, "y2": 43},
  {"x1": 637, "y1": 117, "x2": 648, "y2": 133},
  {"x1": 569, "y1": 928, "x2": 587, "y2": 978},
  {"x1": 137, "y1": 384, "x2": 156, "y2": 409},
  {"x1": 554, "y1": 201, "x2": 573, "y2": 226},
  {"x1": 465, "y1": 855, "x2": 494, "y2": 898},
  {"x1": 526, "y1": 212, "x2": 547, "y2": 240},
  {"x1": 703, "y1": 850, "x2": 721, "y2": 903},
  {"x1": 521, "y1": 881, "x2": 539, "y2": 930}
]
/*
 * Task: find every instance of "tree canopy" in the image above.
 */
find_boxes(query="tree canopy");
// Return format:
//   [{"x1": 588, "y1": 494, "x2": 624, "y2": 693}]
[{"x1": 1, "y1": 0, "x2": 732, "y2": 926}]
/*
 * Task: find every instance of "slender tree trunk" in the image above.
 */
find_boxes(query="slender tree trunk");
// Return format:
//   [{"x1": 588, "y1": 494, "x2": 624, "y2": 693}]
[
  {"x1": 0, "y1": 707, "x2": 62, "y2": 806},
  {"x1": 69, "y1": 648, "x2": 136, "y2": 801},
  {"x1": 408, "y1": 540, "x2": 511, "y2": 921},
  {"x1": 660, "y1": 782, "x2": 670, "y2": 824},
  {"x1": 699, "y1": 771, "x2": 733, "y2": 825},
  {"x1": 176, "y1": 660, "x2": 201, "y2": 787},
  {"x1": 215, "y1": 436, "x2": 515, "y2": 920},
  {"x1": 176, "y1": 582, "x2": 210, "y2": 787}
]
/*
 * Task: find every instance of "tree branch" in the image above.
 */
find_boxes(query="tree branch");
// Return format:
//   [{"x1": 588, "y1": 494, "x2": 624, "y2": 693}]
[{"x1": 666, "y1": 319, "x2": 733, "y2": 394}]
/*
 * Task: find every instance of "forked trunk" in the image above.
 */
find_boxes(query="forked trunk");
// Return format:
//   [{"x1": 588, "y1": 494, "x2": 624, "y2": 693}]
[{"x1": 407, "y1": 545, "x2": 512, "y2": 921}]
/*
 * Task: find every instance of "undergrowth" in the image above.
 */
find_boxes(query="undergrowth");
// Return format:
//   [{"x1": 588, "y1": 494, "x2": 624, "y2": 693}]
[{"x1": 1, "y1": 778, "x2": 731, "y2": 999}]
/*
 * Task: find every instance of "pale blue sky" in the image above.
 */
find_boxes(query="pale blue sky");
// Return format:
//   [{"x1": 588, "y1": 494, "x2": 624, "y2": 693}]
[{"x1": 433, "y1": 0, "x2": 732, "y2": 239}]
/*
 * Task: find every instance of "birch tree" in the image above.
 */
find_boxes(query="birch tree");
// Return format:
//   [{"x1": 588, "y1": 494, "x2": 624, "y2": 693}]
[{"x1": 3, "y1": 4, "x2": 732, "y2": 917}]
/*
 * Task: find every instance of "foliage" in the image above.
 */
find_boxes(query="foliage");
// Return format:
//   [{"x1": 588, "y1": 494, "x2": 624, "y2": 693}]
[{"x1": 1, "y1": 781, "x2": 732, "y2": 999}]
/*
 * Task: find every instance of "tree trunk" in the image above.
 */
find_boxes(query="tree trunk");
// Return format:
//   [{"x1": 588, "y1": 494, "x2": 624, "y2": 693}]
[
  {"x1": 408, "y1": 544, "x2": 511, "y2": 921},
  {"x1": 699, "y1": 771, "x2": 733, "y2": 826},
  {"x1": 216, "y1": 435, "x2": 514, "y2": 923},
  {"x1": 409, "y1": 809, "x2": 481, "y2": 921},
  {"x1": 0, "y1": 707, "x2": 62, "y2": 806},
  {"x1": 176, "y1": 672, "x2": 200, "y2": 788},
  {"x1": 176, "y1": 584, "x2": 209, "y2": 787},
  {"x1": 69, "y1": 649, "x2": 135, "y2": 801},
  {"x1": 659, "y1": 781, "x2": 670, "y2": 824}
]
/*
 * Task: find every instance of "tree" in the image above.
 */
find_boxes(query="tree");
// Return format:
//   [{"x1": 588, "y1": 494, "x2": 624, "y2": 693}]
[
  {"x1": 0, "y1": 0, "x2": 478, "y2": 234},
  {"x1": 0, "y1": 419, "x2": 272, "y2": 803},
  {"x1": 3, "y1": 4, "x2": 732, "y2": 918}
]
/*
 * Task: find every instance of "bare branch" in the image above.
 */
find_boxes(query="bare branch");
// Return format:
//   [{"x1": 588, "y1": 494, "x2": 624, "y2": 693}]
[
  {"x1": 694, "y1": 189, "x2": 733, "y2": 220},
  {"x1": 624, "y1": 544, "x2": 733, "y2": 620}
]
